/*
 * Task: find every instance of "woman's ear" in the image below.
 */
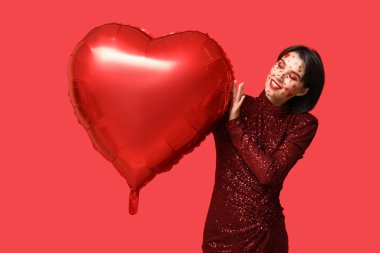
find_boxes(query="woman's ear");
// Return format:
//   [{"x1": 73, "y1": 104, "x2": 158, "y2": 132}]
[{"x1": 296, "y1": 87, "x2": 309, "y2": 97}]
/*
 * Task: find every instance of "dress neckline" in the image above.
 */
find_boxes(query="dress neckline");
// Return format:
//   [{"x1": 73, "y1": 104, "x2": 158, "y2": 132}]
[{"x1": 256, "y1": 89, "x2": 291, "y2": 118}]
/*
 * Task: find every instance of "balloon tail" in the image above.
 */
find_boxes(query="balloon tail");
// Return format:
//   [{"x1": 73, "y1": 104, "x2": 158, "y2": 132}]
[{"x1": 129, "y1": 188, "x2": 140, "y2": 215}]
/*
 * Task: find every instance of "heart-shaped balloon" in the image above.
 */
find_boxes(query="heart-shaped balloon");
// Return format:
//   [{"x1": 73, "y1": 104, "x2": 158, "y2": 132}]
[{"x1": 67, "y1": 23, "x2": 234, "y2": 214}]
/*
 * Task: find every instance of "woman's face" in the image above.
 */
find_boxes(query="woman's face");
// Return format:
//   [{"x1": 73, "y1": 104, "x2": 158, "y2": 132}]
[{"x1": 264, "y1": 51, "x2": 309, "y2": 105}]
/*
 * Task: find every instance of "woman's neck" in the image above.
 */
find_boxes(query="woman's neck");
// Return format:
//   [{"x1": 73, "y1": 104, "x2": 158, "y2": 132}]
[{"x1": 264, "y1": 93, "x2": 286, "y2": 107}]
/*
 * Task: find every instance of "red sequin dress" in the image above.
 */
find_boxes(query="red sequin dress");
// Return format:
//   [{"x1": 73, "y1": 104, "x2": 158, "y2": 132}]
[{"x1": 202, "y1": 89, "x2": 318, "y2": 252}]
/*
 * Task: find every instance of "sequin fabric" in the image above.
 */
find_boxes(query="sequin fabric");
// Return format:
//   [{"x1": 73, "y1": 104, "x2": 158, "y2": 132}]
[{"x1": 202, "y1": 89, "x2": 318, "y2": 252}]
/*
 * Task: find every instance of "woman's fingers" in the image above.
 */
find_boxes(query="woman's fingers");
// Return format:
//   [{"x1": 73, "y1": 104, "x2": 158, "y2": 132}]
[
  {"x1": 232, "y1": 80, "x2": 245, "y2": 106},
  {"x1": 238, "y1": 82, "x2": 244, "y2": 100},
  {"x1": 229, "y1": 80, "x2": 245, "y2": 120},
  {"x1": 238, "y1": 95, "x2": 246, "y2": 107},
  {"x1": 232, "y1": 80, "x2": 237, "y2": 101}
]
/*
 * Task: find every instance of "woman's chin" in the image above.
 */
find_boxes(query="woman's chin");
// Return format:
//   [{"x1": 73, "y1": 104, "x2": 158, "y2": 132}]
[{"x1": 265, "y1": 88, "x2": 275, "y2": 96}]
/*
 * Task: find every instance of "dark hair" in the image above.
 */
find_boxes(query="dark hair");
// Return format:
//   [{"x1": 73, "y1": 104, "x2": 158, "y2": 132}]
[{"x1": 278, "y1": 45, "x2": 325, "y2": 114}]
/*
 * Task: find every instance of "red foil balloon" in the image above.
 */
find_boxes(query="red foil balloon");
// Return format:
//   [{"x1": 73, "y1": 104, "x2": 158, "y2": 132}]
[{"x1": 67, "y1": 23, "x2": 234, "y2": 214}]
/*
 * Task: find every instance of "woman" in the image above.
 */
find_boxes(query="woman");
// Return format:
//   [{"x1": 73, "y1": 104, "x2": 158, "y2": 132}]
[{"x1": 202, "y1": 45, "x2": 324, "y2": 252}]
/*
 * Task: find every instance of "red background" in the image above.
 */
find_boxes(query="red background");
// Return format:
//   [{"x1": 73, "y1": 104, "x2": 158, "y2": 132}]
[{"x1": 1, "y1": 0, "x2": 379, "y2": 252}]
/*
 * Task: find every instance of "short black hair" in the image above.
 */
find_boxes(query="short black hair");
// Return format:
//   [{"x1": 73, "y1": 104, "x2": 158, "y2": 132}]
[{"x1": 278, "y1": 45, "x2": 325, "y2": 114}]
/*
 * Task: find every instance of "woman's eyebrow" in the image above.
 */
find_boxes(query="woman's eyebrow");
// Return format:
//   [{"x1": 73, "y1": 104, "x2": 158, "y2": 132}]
[{"x1": 280, "y1": 59, "x2": 301, "y2": 79}]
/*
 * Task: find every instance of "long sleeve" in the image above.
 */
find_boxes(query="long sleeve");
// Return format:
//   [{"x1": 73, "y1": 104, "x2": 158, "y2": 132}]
[{"x1": 225, "y1": 116, "x2": 318, "y2": 185}]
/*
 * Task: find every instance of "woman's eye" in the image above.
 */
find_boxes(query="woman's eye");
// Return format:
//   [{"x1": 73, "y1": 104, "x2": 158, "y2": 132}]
[{"x1": 289, "y1": 75, "x2": 296, "y2": 80}]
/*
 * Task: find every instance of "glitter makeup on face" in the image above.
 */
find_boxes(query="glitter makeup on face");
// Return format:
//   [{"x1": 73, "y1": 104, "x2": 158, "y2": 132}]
[{"x1": 264, "y1": 52, "x2": 306, "y2": 101}]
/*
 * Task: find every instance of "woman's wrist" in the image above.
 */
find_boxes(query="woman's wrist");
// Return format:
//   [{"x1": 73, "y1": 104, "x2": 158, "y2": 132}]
[
  {"x1": 227, "y1": 116, "x2": 241, "y2": 127},
  {"x1": 229, "y1": 113, "x2": 240, "y2": 121}
]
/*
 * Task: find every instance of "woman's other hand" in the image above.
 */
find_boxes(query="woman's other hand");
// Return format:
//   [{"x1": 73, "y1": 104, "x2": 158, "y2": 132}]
[{"x1": 229, "y1": 80, "x2": 246, "y2": 121}]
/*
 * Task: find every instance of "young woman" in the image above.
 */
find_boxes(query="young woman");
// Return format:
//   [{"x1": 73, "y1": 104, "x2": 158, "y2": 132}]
[{"x1": 202, "y1": 45, "x2": 325, "y2": 252}]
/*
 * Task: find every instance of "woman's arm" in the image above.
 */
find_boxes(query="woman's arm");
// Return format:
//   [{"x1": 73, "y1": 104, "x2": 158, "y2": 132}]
[{"x1": 225, "y1": 116, "x2": 318, "y2": 185}]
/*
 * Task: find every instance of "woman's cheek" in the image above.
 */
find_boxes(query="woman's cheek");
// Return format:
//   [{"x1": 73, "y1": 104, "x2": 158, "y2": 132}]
[
  {"x1": 286, "y1": 82, "x2": 298, "y2": 91},
  {"x1": 283, "y1": 83, "x2": 294, "y2": 97},
  {"x1": 286, "y1": 83, "x2": 299, "y2": 97}
]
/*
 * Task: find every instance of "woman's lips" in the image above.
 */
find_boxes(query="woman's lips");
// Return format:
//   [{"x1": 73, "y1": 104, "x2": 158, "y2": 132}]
[{"x1": 270, "y1": 79, "x2": 282, "y2": 90}]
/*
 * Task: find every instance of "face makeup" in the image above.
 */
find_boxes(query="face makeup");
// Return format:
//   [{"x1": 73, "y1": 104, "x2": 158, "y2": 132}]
[{"x1": 264, "y1": 51, "x2": 308, "y2": 106}]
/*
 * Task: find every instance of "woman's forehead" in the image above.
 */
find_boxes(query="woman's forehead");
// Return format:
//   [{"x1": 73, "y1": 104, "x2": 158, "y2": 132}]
[
  {"x1": 280, "y1": 52, "x2": 305, "y2": 73},
  {"x1": 281, "y1": 52, "x2": 303, "y2": 66}
]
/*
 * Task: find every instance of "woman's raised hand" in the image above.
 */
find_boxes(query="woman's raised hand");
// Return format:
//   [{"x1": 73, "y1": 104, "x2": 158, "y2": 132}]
[{"x1": 229, "y1": 80, "x2": 246, "y2": 121}]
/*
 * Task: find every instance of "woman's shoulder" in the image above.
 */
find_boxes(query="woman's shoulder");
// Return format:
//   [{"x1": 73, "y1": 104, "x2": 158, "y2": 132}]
[
  {"x1": 236, "y1": 94, "x2": 255, "y2": 119},
  {"x1": 244, "y1": 93, "x2": 255, "y2": 102},
  {"x1": 241, "y1": 94, "x2": 255, "y2": 111},
  {"x1": 289, "y1": 112, "x2": 319, "y2": 133},
  {"x1": 293, "y1": 112, "x2": 319, "y2": 124}
]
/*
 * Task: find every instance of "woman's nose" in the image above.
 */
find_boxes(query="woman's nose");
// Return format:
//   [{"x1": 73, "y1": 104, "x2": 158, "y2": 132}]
[{"x1": 276, "y1": 73, "x2": 284, "y2": 82}]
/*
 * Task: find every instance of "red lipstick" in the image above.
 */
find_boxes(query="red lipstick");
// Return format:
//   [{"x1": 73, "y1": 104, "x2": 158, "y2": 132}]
[{"x1": 269, "y1": 79, "x2": 282, "y2": 90}]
